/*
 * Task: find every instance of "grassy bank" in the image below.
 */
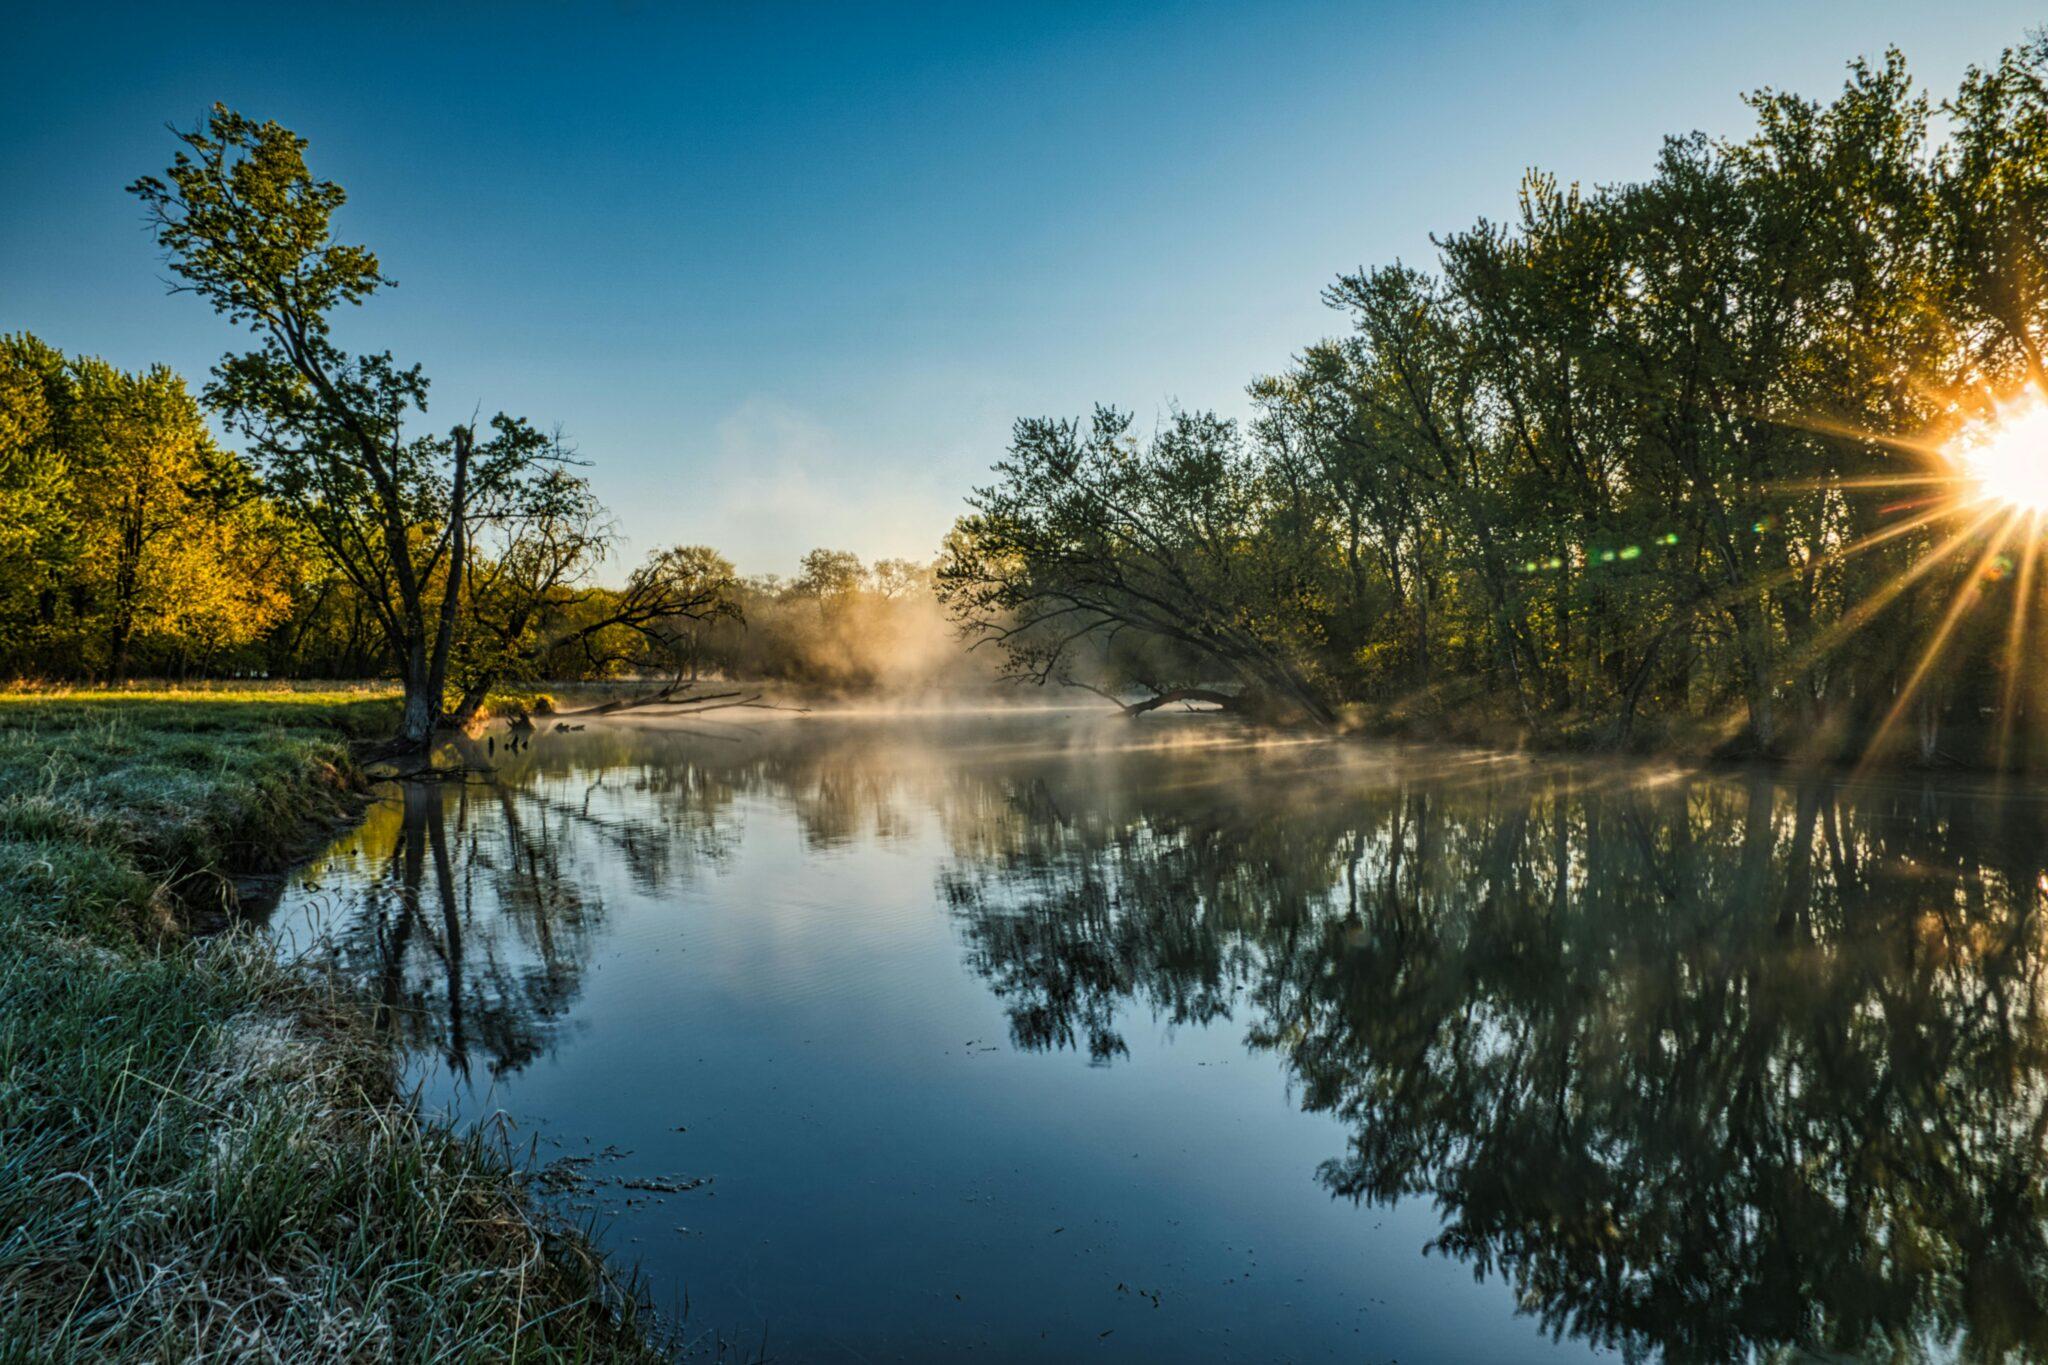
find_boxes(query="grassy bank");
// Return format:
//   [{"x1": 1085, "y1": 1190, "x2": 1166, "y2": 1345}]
[{"x1": 0, "y1": 690, "x2": 665, "y2": 1361}]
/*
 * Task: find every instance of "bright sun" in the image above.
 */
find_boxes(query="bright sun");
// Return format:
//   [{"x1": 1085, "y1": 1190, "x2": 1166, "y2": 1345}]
[{"x1": 1951, "y1": 397, "x2": 2048, "y2": 515}]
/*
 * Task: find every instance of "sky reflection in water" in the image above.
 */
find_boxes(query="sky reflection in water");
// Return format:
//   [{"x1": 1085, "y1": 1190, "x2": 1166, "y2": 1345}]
[{"x1": 268, "y1": 710, "x2": 2048, "y2": 1362}]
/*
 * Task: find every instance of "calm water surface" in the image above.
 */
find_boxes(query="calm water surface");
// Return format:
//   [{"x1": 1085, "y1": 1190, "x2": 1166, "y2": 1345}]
[{"x1": 269, "y1": 710, "x2": 2048, "y2": 1362}]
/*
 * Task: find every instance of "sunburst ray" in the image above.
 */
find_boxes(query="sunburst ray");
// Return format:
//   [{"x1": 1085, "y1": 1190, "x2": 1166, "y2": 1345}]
[
  {"x1": 1856, "y1": 508, "x2": 2028, "y2": 774},
  {"x1": 1995, "y1": 518, "x2": 2042, "y2": 773}
]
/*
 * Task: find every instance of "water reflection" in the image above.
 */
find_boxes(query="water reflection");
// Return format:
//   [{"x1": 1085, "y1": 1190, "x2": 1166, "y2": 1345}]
[
  {"x1": 278, "y1": 717, "x2": 2048, "y2": 1361},
  {"x1": 949, "y1": 767, "x2": 2048, "y2": 1362},
  {"x1": 294, "y1": 779, "x2": 599, "y2": 1076}
]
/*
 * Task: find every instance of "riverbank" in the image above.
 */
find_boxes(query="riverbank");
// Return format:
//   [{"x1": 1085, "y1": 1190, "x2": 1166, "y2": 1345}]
[{"x1": 0, "y1": 690, "x2": 666, "y2": 1360}]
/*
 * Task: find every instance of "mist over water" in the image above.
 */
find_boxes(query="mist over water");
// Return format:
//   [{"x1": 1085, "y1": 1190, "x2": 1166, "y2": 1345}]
[{"x1": 270, "y1": 709, "x2": 2048, "y2": 1361}]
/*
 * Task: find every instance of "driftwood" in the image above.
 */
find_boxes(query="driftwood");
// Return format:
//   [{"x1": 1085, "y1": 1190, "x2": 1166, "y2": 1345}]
[
  {"x1": 555, "y1": 678, "x2": 735, "y2": 717},
  {"x1": 599, "y1": 689, "x2": 742, "y2": 713},
  {"x1": 1120, "y1": 687, "x2": 1244, "y2": 717},
  {"x1": 552, "y1": 679, "x2": 704, "y2": 720},
  {"x1": 643, "y1": 695, "x2": 810, "y2": 716},
  {"x1": 557, "y1": 678, "x2": 812, "y2": 719},
  {"x1": 1058, "y1": 676, "x2": 1245, "y2": 719}
]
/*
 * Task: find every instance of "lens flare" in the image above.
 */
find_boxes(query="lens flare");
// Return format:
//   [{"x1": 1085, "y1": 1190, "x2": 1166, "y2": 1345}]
[{"x1": 1950, "y1": 397, "x2": 2048, "y2": 514}]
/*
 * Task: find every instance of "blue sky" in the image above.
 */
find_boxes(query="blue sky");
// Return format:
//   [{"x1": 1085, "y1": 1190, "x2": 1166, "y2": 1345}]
[{"x1": 4, "y1": 1, "x2": 2040, "y2": 577}]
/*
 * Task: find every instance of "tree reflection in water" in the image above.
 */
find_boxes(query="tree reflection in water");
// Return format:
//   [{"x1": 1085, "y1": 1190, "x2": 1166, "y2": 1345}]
[
  {"x1": 284, "y1": 719, "x2": 2048, "y2": 1360},
  {"x1": 946, "y1": 764, "x2": 2048, "y2": 1362},
  {"x1": 289, "y1": 731, "x2": 748, "y2": 1078}
]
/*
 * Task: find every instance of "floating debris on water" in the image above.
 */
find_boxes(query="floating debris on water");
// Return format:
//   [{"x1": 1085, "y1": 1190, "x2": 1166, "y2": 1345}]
[{"x1": 618, "y1": 1174, "x2": 712, "y2": 1193}]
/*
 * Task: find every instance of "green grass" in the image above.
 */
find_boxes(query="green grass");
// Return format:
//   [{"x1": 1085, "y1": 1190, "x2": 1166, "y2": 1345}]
[{"x1": 0, "y1": 691, "x2": 669, "y2": 1361}]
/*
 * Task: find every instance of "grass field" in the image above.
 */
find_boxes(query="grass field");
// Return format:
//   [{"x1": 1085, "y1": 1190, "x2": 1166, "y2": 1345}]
[{"x1": 0, "y1": 689, "x2": 667, "y2": 1361}]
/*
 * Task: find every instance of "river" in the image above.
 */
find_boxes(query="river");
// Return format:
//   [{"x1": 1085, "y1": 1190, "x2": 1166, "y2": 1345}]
[{"x1": 267, "y1": 707, "x2": 2048, "y2": 1362}]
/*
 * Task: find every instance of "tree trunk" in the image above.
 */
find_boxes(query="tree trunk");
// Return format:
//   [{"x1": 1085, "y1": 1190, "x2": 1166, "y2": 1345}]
[
  {"x1": 419, "y1": 426, "x2": 471, "y2": 738},
  {"x1": 445, "y1": 674, "x2": 496, "y2": 733},
  {"x1": 1414, "y1": 568, "x2": 1430, "y2": 687},
  {"x1": 106, "y1": 517, "x2": 142, "y2": 682},
  {"x1": 400, "y1": 653, "x2": 437, "y2": 747},
  {"x1": 1916, "y1": 693, "x2": 1941, "y2": 767},
  {"x1": 396, "y1": 426, "x2": 474, "y2": 750},
  {"x1": 107, "y1": 614, "x2": 133, "y2": 684}
]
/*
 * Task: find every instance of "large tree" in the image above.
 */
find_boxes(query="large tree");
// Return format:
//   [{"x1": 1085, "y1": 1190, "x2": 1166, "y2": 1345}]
[{"x1": 130, "y1": 105, "x2": 561, "y2": 744}]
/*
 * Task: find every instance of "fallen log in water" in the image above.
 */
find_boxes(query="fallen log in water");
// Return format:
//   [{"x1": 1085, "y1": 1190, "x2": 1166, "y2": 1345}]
[
  {"x1": 556, "y1": 681, "x2": 811, "y2": 719},
  {"x1": 554, "y1": 677, "x2": 726, "y2": 716},
  {"x1": 1121, "y1": 687, "x2": 1244, "y2": 717}
]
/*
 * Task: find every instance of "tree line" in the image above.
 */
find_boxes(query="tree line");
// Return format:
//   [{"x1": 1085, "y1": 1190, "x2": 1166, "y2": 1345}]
[
  {"x1": 942, "y1": 40, "x2": 2048, "y2": 765},
  {"x1": 2, "y1": 107, "x2": 980, "y2": 741},
  {"x1": 0, "y1": 319, "x2": 742, "y2": 727},
  {"x1": 0, "y1": 335, "x2": 291, "y2": 680}
]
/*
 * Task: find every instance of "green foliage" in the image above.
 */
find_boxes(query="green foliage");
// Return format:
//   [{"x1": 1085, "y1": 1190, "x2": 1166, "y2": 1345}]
[
  {"x1": 129, "y1": 106, "x2": 594, "y2": 744},
  {"x1": 946, "y1": 39, "x2": 2048, "y2": 763},
  {"x1": 116, "y1": 107, "x2": 760, "y2": 739},
  {"x1": 451, "y1": 536, "x2": 744, "y2": 725},
  {"x1": 0, "y1": 335, "x2": 289, "y2": 680},
  {"x1": 942, "y1": 408, "x2": 1335, "y2": 721}
]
